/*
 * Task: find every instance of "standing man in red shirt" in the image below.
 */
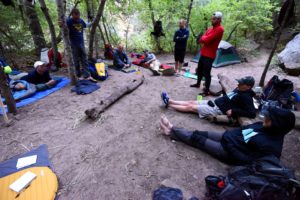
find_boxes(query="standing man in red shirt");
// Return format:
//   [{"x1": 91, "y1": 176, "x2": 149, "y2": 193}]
[{"x1": 190, "y1": 12, "x2": 224, "y2": 96}]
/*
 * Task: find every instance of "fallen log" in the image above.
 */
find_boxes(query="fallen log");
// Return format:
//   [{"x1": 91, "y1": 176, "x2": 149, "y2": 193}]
[{"x1": 85, "y1": 76, "x2": 145, "y2": 120}]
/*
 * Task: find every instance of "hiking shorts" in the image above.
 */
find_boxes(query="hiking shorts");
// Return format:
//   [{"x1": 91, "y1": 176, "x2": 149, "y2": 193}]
[
  {"x1": 197, "y1": 100, "x2": 223, "y2": 118},
  {"x1": 174, "y1": 48, "x2": 186, "y2": 63}
]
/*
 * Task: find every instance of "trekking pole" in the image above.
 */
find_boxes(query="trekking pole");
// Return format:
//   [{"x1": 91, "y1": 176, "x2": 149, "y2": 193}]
[{"x1": 0, "y1": 93, "x2": 10, "y2": 124}]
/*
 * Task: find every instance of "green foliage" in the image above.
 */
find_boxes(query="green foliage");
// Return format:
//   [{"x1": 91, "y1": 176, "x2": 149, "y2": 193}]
[{"x1": 0, "y1": 0, "x2": 279, "y2": 57}]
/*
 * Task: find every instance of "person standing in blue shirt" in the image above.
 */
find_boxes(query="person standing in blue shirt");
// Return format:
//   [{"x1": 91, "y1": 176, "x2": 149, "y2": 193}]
[
  {"x1": 173, "y1": 19, "x2": 189, "y2": 74},
  {"x1": 59, "y1": 8, "x2": 96, "y2": 82}
]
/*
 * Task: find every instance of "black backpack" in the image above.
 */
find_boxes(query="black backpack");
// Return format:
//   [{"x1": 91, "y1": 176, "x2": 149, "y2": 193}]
[
  {"x1": 151, "y1": 21, "x2": 165, "y2": 37},
  {"x1": 205, "y1": 155, "x2": 300, "y2": 200},
  {"x1": 262, "y1": 75, "x2": 294, "y2": 109}
]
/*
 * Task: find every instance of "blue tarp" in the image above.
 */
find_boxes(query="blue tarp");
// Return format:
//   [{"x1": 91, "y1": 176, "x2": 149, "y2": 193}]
[
  {"x1": 0, "y1": 77, "x2": 69, "y2": 114},
  {"x1": 0, "y1": 144, "x2": 52, "y2": 178}
]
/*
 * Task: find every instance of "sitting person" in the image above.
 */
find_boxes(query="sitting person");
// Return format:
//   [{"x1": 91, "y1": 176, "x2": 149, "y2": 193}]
[
  {"x1": 161, "y1": 76, "x2": 256, "y2": 119},
  {"x1": 48, "y1": 48, "x2": 63, "y2": 70},
  {"x1": 104, "y1": 43, "x2": 114, "y2": 60},
  {"x1": 21, "y1": 61, "x2": 57, "y2": 90},
  {"x1": 140, "y1": 50, "x2": 160, "y2": 76},
  {"x1": 113, "y1": 44, "x2": 131, "y2": 69},
  {"x1": 159, "y1": 106, "x2": 295, "y2": 165}
]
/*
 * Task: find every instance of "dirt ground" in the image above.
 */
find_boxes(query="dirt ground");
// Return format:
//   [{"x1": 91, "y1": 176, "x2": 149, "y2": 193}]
[{"x1": 0, "y1": 50, "x2": 299, "y2": 200}]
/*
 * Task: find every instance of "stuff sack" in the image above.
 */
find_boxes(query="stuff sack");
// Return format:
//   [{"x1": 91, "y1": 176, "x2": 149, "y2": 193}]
[
  {"x1": 205, "y1": 155, "x2": 300, "y2": 200},
  {"x1": 262, "y1": 75, "x2": 294, "y2": 109},
  {"x1": 89, "y1": 62, "x2": 108, "y2": 81}
]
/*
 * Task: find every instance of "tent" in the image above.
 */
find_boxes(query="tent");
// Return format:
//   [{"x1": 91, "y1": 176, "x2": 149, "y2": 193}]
[{"x1": 191, "y1": 40, "x2": 241, "y2": 68}]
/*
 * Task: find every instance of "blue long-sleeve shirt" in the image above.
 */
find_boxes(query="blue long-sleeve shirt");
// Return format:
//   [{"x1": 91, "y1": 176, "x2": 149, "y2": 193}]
[
  {"x1": 113, "y1": 50, "x2": 131, "y2": 69},
  {"x1": 173, "y1": 28, "x2": 189, "y2": 50}
]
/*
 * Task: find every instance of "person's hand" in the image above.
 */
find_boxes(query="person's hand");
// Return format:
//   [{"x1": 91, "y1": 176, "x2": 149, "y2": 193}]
[
  {"x1": 176, "y1": 36, "x2": 179, "y2": 39},
  {"x1": 226, "y1": 109, "x2": 232, "y2": 117},
  {"x1": 58, "y1": 20, "x2": 64, "y2": 27},
  {"x1": 46, "y1": 80, "x2": 56, "y2": 87}
]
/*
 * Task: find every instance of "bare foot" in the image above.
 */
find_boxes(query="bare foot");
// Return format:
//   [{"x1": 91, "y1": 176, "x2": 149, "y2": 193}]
[
  {"x1": 160, "y1": 115, "x2": 173, "y2": 129},
  {"x1": 160, "y1": 121, "x2": 171, "y2": 136}
]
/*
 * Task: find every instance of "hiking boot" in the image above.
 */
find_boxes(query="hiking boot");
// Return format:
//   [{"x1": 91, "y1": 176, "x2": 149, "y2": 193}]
[
  {"x1": 199, "y1": 91, "x2": 210, "y2": 97},
  {"x1": 190, "y1": 84, "x2": 200, "y2": 88}
]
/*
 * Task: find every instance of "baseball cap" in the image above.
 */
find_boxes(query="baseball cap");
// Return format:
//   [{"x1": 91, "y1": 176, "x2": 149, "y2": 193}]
[
  {"x1": 236, "y1": 76, "x2": 255, "y2": 87},
  {"x1": 213, "y1": 11, "x2": 223, "y2": 19},
  {"x1": 34, "y1": 61, "x2": 46, "y2": 68}
]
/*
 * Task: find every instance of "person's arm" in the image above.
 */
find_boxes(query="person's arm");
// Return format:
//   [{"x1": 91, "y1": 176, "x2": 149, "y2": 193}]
[
  {"x1": 124, "y1": 53, "x2": 131, "y2": 65},
  {"x1": 200, "y1": 27, "x2": 224, "y2": 44},
  {"x1": 173, "y1": 31, "x2": 178, "y2": 42},
  {"x1": 145, "y1": 58, "x2": 156, "y2": 64},
  {"x1": 222, "y1": 132, "x2": 253, "y2": 164},
  {"x1": 231, "y1": 95, "x2": 256, "y2": 118},
  {"x1": 114, "y1": 52, "x2": 125, "y2": 67}
]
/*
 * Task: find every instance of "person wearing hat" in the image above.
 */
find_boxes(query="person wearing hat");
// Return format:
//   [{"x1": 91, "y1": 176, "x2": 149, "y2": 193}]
[
  {"x1": 140, "y1": 50, "x2": 161, "y2": 76},
  {"x1": 159, "y1": 106, "x2": 295, "y2": 164},
  {"x1": 21, "y1": 61, "x2": 57, "y2": 89},
  {"x1": 190, "y1": 11, "x2": 224, "y2": 96},
  {"x1": 161, "y1": 76, "x2": 256, "y2": 119}
]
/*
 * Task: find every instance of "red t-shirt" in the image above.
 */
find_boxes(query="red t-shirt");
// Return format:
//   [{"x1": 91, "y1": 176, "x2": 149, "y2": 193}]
[{"x1": 199, "y1": 24, "x2": 224, "y2": 59}]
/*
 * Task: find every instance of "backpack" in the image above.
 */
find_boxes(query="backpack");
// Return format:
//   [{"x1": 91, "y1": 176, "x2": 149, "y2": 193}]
[
  {"x1": 89, "y1": 61, "x2": 108, "y2": 81},
  {"x1": 262, "y1": 75, "x2": 294, "y2": 109},
  {"x1": 151, "y1": 21, "x2": 165, "y2": 37},
  {"x1": 205, "y1": 155, "x2": 300, "y2": 200}
]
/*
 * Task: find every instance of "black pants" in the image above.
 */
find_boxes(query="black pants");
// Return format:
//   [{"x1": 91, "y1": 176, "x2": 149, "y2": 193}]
[
  {"x1": 196, "y1": 56, "x2": 214, "y2": 92},
  {"x1": 170, "y1": 127, "x2": 229, "y2": 161}
]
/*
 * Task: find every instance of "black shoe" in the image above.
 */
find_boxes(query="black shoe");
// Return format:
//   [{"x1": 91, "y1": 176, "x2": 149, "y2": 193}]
[
  {"x1": 199, "y1": 91, "x2": 210, "y2": 97},
  {"x1": 190, "y1": 84, "x2": 200, "y2": 88}
]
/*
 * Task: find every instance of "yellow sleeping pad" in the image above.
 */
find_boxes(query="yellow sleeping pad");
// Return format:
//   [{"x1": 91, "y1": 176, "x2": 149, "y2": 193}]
[
  {"x1": 0, "y1": 166, "x2": 58, "y2": 200},
  {"x1": 95, "y1": 62, "x2": 106, "y2": 76}
]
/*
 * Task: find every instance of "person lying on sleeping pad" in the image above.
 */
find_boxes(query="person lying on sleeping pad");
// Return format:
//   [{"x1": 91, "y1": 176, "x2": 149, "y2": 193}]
[
  {"x1": 140, "y1": 50, "x2": 161, "y2": 76},
  {"x1": 161, "y1": 76, "x2": 256, "y2": 119},
  {"x1": 21, "y1": 61, "x2": 57, "y2": 91},
  {"x1": 159, "y1": 106, "x2": 295, "y2": 165}
]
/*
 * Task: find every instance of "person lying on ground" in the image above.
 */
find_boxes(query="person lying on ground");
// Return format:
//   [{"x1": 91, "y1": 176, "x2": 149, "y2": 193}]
[
  {"x1": 159, "y1": 106, "x2": 295, "y2": 165},
  {"x1": 58, "y1": 8, "x2": 96, "y2": 82},
  {"x1": 161, "y1": 76, "x2": 256, "y2": 119},
  {"x1": 140, "y1": 50, "x2": 161, "y2": 76},
  {"x1": 113, "y1": 44, "x2": 131, "y2": 69},
  {"x1": 21, "y1": 61, "x2": 57, "y2": 90}
]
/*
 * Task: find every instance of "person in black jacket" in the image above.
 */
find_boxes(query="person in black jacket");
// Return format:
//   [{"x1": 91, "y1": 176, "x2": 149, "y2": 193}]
[
  {"x1": 159, "y1": 106, "x2": 295, "y2": 165},
  {"x1": 173, "y1": 19, "x2": 189, "y2": 74},
  {"x1": 161, "y1": 76, "x2": 256, "y2": 119}
]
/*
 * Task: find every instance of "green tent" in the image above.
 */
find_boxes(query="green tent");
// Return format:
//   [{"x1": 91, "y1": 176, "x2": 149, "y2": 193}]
[{"x1": 191, "y1": 40, "x2": 241, "y2": 68}]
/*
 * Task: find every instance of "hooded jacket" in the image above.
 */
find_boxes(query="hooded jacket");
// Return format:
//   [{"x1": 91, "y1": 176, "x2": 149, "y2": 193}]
[
  {"x1": 221, "y1": 107, "x2": 295, "y2": 165},
  {"x1": 214, "y1": 88, "x2": 256, "y2": 118}
]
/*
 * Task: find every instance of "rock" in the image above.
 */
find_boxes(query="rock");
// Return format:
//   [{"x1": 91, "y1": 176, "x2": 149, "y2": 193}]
[{"x1": 278, "y1": 33, "x2": 300, "y2": 76}]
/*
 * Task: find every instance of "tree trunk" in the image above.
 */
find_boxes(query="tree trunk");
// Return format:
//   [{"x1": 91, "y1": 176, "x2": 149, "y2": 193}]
[
  {"x1": 102, "y1": 17, "x2": 110, "y2": 44},
  {"x1": 0, "y1": 67, "x2": 16, "y2": 114},
  {"x1": 56, "y1": 0, "x2": 76, "y2": 85},
  {"x1": 23, "y1": 0, "x2": 47, "y2": 55},
  {"x1": 186, "y1": 0, "x2": 194, "y2": 28},
  {"x1": 259, "y1": 0, "x2": 294, "y2": 86},
  {"x1": 88, "y1": 0, "x2": 107, "y2": 59},
  {"x1": 98, "y1": 25, "x2": 106, "y2": 45},
  {"x1": 39, "y1": 0, "x2": 60, "y2": 68},
  {"x1": 147, "y1": 0, "x2": 155, "y2": 27},
  {"x1": 85, "y1": 76, "x2": 145, "y2": 120},
  {"x1": 106, "y1": 22, "x2": 117, "y2": 45}
]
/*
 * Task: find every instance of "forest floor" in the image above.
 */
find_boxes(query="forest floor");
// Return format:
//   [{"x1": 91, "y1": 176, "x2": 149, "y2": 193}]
[{"x1": 0, "y1": 49, "x2": 299, "y2": 200}]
